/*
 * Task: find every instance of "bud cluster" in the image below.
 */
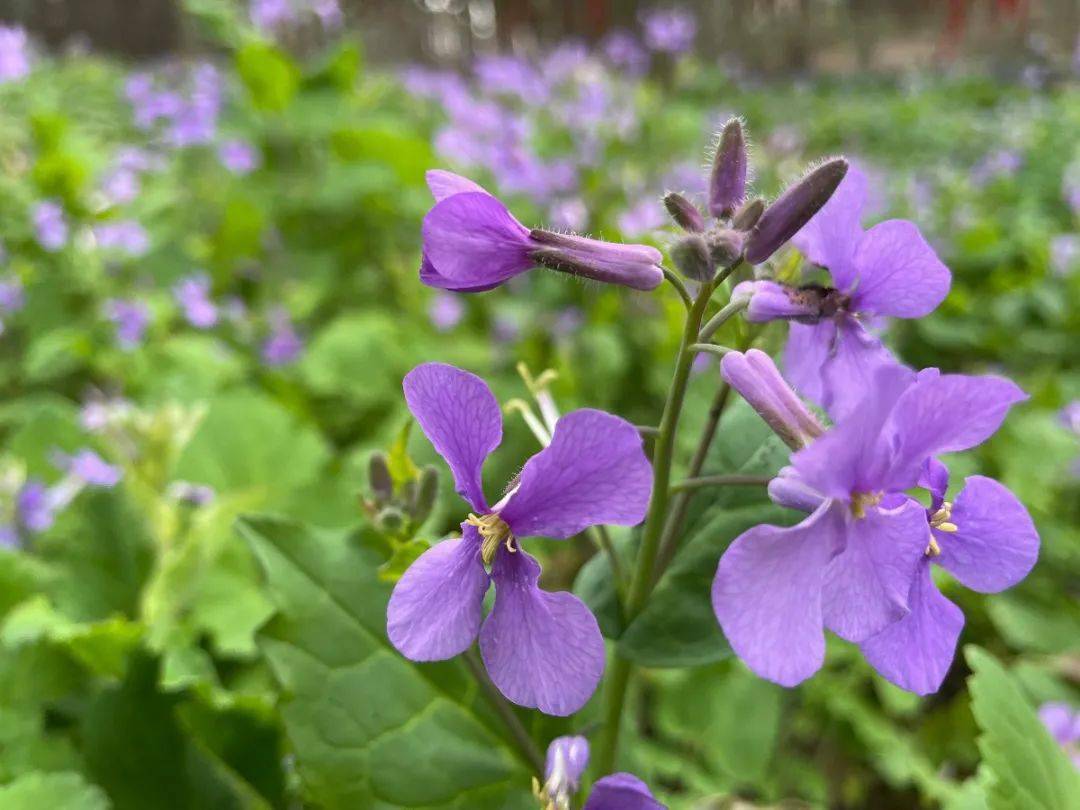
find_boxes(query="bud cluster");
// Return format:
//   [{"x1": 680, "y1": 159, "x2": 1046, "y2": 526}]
[{"x1": 363, "y1": 451, "x2": 438, "y2": 538}]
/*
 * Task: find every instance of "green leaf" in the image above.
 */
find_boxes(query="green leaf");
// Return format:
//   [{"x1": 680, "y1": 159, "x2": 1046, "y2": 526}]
[
  {"x1": 238, "y1": 515, "x2": 534, "y2": 809},
  {"x1": 965, "y1": 646, "x2": 1080, "y2": 810},
  {"x1": 236, "y1": 42, "x2": 299, "y2": 111},
  {"x1": 387, "y1": 421, "x2": 420, "y2": 489},
  {"x1": 329, "y1": 124, "x2": 433, "y2": 185},
  {"x1": 0, "y1": 772, "x2": 110, "y2": 810},
  {"x1": 378, "y1": 539, "x2": 430, "y2": 584}
]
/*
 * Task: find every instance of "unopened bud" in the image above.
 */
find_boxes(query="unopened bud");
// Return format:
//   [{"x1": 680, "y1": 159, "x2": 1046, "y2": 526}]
[
  {"x1": 720, "y1": 349, "x2": 825, "y2": 451},
  {"x1": 671, "y1": 234, "x2": 714, "y2": 281},
  {"x1": 409, "y1": 465, "x2": 439, "y2": 526},
  {"x1": 530, "y1": 229, "x2": 664, "y2": 291},
  {"x1": 735, "y1": 280, "x2": 831, "y2": 324},
  {"x1": 768, "y1": 466, "x2": 826, "y2": 513},
  {"x1": 663, "y1": 191, "x2": 705, "y2": 232},
  {"x1": 368, "y1": 451, "x2": 393, "y2": 503},
  {"x1": 709, "y1": 118, "x2": 748, "y2": 219},
  {"x1": 744, "y1": 158, "x2": 848, "y2": 265},
  {"x1": 732, "y1": 197, "x2": 765, "y2": 231},
  {"x1": 376, "y1": 506, "x2": 406, "y2": 534},
  {"x1": 706, "y1": 228, "x2": 745, "y2": 268}
]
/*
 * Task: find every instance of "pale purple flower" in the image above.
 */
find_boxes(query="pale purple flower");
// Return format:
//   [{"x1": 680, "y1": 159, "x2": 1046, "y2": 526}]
[
  {"x1": 261, "y1": 311, "x2": 304, "y2": 366},
  {"x1": 387, "y1": 363, "x2": 652, "y2": 715},
  {"x1": 250, "y1": 0, "x2": 296, "y2": 32},
  {"x1": 420, "y1": 171, "x2": 663, "y2": 292},
  {"x1": 219, "y1": 139, "x2": 260, "y2": 175},
  {"x1": 742, "y1": 165, "x2": 951, "y2": 419},
  {"x1": 312, "y1": 0, "x2": 343, "y2": 28},
  {"x1": 106, "y1": 299, "x2": 151, "y2": 349},
  {"x1": 1060, "y1": 401, "x2": 1080, "y2": 435},
  {"x1": 0, "y1": 277, "x2": 24, "y2": 314},
  {"x1": 640, "y1": 7, "x2": 696, "y2": 54},
  {"x1": 100, "y1": 167, "x2": 141, "y2": 205},
  {"x1": 602, "y1": 30, "x2": 649, "y2": 75},
  {"x1": 537, "y1": 735, "x2": 666, "y2": 810},
  {"x1": 1050, "y1": 235, "x2": 1080, "y2": 277},
  {"x1": 57, "y1": 449, "x2": 122, "y2": 487},
  {"x1": 168, "y1": 481, "x2": 216, "y2": 506},
  {"x1": 971, "y1": 149, "x2": 1022, "y2": 186},
  {"x1": 617, "y1": 198, "x2": 666, "y2": 238},
  {"x1": 428, "y1": 292, "x2": 464, "y2": 332},
  {"x1": 0, "y1": 25, "x2": 30, "y2": 83},
  {"x1": 169, "y1": 64, "x2": 221, "y2": 147},
  {"x1": 95, "y1": 220, "x2": 150, "y2": 257},
  {"x1": 473, "y1": 55, "x2": 549, "y2": 104},
  {"x1": 1064, "y1": 163, "x2": 1080, "y2": 214},
  {"x1": 548, "y1": 198, "x2": 588, "y2": 232},
  {"x1": 540, "y1": 41, "x2": 591, "y2": 85},
  {"x1": 173, "y1": 274, "x2": 218, "y2": 328},
  {"x1": 492, "y1": 313, "x2": 522, "y2": 345},
  {"x1": 34, "y1": 202, "x2": 68, "y2": 252},
  {"x1": 1039, "y1": 703, "x2": 1080, "y2": 769},
  {"x1": 16, "y1": 481, "x2": 55, "y2": 533},
  {"x1": 714, "y1": 354, "x2": 1032, "y2": 690}
]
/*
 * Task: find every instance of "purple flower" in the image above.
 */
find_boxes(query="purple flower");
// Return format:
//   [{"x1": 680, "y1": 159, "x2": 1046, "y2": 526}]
[
  {"x1": 95, "y1": 220, "x2": 150, "y2": 257},
  {"x1": 0, "y1": 276, "x2": 24, "y2": 314},
  {"x1": 16, "y1": 481, "x2": 55, "y2": 533},
  {"x1": 860, "y1": 458, "x2": 1038, "y2": 694},
  {"x1": 1061, "y1": 401, "x2": 1080, "y2": 435},
  {"x1": 0, "y1": 25, "x2": 30, "y2": 83},
  {"x1": 548, "y1": 198, "x2": 588, "y2": 232},
  {"x1": 106, "y1": 298, "x2": 151, "y2": 349},
  {"x1": 168, "y1": 480, "x2": 216, "y2": 506},
  {"x1": 250, "y1": 0, "x2": 296, "y2": 31},
  {"x1": 58, "y1": 449, "x2": 122, "y2": 488},
  {"x1": 617, "y1": 198, "x2": 666, "y2": 238},
  {"x1": 33, "y1": 202, "x2": 68, "y2": 252},
  {"x1": 602, "y1": 30, "x2": 649, "y2": 75},
  {"x1": 473, "y1": 55, "x2": 549, "y2": 104},
  {"x1": 640, "y1": 6, "x2": 696, "y2": 54},
  {"x1": 585, "y1": 774, "x2": 665, "y2": 809},
  {"x1": 420, "y1": 171, "x2": 663, "y2": 292},
  {"x1": 971, "y1": 149, "x2": 1022, "y2": 187},
  {"x1": 173, "y1": 274, "x2": 218, "y2": 328},
  {"x1": 428, "y1": 292, "x2": 464, "y2": 332},
  {"x1": 713, "y1": 354, "x2": 1031, "y2": 689},
  {"x1": 312, "y1": 0, "x2": 343, "y2": 28},
  {"x1": 748, "y1": 165, "x2": 951, "y2": 418},
  {"x1": 1039, "y1": 703, "x2": 1080, "y2": 769},
  {"x1": 387, "y1": 363, "x2": 652, "y2": 715},
  {"x1": 1050, "y1": 234, "x2": 1080, "y2": 277},
  {"x1": 536, "y1": 734, "x2": 666, "y2": 809},
  {"x1": 219, "y1": 139, "x2": 260, "y2": 175},
  {"x1": 261, "y1": 311, "x2": 304, "y2": 366}
]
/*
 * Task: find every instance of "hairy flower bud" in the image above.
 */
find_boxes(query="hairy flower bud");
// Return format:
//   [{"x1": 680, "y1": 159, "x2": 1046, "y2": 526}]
[
  {"x1": 671, "y1": 234, "x2": 714, "y2": 281},
  {"x1": 744, "y1": 158, "x2": 848, "y2": 264},
  {"x1": 529, "y1": 229, "x2": 664, "y2": 291},
  {"x1": 720, "y1": 349, "x2": 825, "y2": 450},
  {"x1": 368, "y1": 451, "x2": 393, "y2": 503},
  {"x1": 731, "y1": 197, "x2": 765, "y2": 231},
  {"x1": 709, "y1": 118, "x2": 748, "y2": 219},
  {"x1": 376, "y1": 505, "x2": 405, "y2": 534},
  {"x1": 408, "y1": 465, "x2": 439, "y2": 525},
  {"x1": 663, "y1": 191, "x2": 705, "y2": 232},
  {"x1": 706, "y1": 228, "x2": 745, "y2": 268},
  {"x1": 734, "y1": 280, "x2": 833, "y2": 323}
]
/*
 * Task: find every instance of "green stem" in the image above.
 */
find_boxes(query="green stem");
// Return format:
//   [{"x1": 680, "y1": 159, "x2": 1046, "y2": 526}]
[
  {"x1": 590, "y1": 524, "x2": 626, "y2": 605},
  {"x1": 662, "y1": 266, "x2": 693, "y2": 310},
  {"x1": 698, "y1": 297, "x2": 748, "y2": 342},
  {"x1": 463, "y1": 649, "x2": 545, "y2": 774},
  {"x1": 593, "y1": 281, "x2": 715, "y2": 776},
  {"x1": 671, "y1": 474, "x2": 772, "y2": 492},
  {"x1": 689, "y1": 342, "x2": 736, "y2": 359}
]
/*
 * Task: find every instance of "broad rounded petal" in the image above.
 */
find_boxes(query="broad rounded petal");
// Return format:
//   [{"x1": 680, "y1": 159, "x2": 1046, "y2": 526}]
[
  {"x1": 480, "y1": 549, "x2": 604, "y2": 716},
  {"x1": 387, "y1": 528, "x2": 489, "y2": 661},
  {"x1": 885, "y1": 372, "x2": 1028, "y2": 490},
  {"x1": 860, "y1": 561, "x2": 964, "y2": 695},
  {"x1": 919, "y1": 457, "x2": 950, "y2": 511},
  {"x1": 784, "y1": 320, "x2": 835, "y2": 410},
  {"x1": 403, "y1": 362, "x2": 501, "y2": 511},
  {"x1": 937, "y1": 476, "x2": 1039, "y2": 593},
  {"x1": 422, "y1": 192, "x2": 534, "y2": 288},
  {"x1": 499, "y1": 409, "x2": 652, "y2": 539},
  {"x1": 426, "y1": 169, "x2": 487, "y2": 201},
  {"x1": 584, "y1": 773, "x2": 665, "y2": 810},
  {"x1": 822, "y1": 498, "x2": 928, "y2": 643},
  {"x1": 791, "y1": 164, "x2": 866, "y2": 291},
  {"x1": 851, "y1": 220, "x2": 951, "y2": 318},
  {"x1": 712, "y1": 503, "x2": 841, "y2": 687},
  {"x1": 419, "y1": 253, "x2": 502, "y2": 292}
]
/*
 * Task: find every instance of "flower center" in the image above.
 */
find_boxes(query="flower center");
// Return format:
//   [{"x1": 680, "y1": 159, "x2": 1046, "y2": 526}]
[
  {"x1": 466, "y1": 512, "x2": 517, "y2": 566},
  {"x1": 850, "y1": 491, "x2": 882, "y2": 519},
  {"x1": 926, "y1": 501, "x2": 957, "y2": 556}
]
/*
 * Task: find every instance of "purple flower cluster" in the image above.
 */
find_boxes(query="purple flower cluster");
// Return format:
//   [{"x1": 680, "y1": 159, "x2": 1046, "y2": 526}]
[
  {"x1": 261, "y1": 310, "x2": 304, "y2": 366},
  {"x1": 0, "y1": 25, "x2": 30, "y2": 83},
  {"x1": 106, "y1": 299, "x2": 152, "y2": 350},
  {"x1": 173, "y1": 273, "x2": 219, "y2": 329},
  {"x1": 95, "y1": 220, "x2": 150, "y2": 257},
  {"x1": 249, "y1": 0, "x2": 342, "y2": 33},
  {"x1": 218, "y1": 139, "x2": 261, "y2": 175},
  {"x1": 640, "y1": 6, "x2": 697, "y2": 54},
  {"x1": 388, "y1": 363, "x2": 652, "y2": 714},
  {"x1": 125, "y1": 64, "x2": 222, "y2": 148},
  {"x1": 34, "y1": 201, "x2": 69, "y2": 252},
  {"x1": 536, "y1": 735, "x2": 665, "y2": 809}
]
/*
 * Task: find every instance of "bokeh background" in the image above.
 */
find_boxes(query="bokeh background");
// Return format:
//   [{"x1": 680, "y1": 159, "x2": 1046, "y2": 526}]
[{"x1": 0, "y1": 2, "x2": 1077, "y2": 808}]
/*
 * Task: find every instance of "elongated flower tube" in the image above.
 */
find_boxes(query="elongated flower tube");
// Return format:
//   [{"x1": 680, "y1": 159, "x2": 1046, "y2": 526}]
[
  {"x1": 712, "y1": 357, "x2": 1031, "y2": 690},
  {"x1": 720, "y1": 349, "x2": 824, "y2": 450},
  {"x1": 420, "y1": 170, "x2": 663, "y2": 292},
  {"x1": 387, "y1": 363, "x2": 652, "y2": 715}
]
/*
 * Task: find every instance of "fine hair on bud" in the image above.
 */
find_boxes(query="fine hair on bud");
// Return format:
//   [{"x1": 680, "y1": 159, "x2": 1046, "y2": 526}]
[
  {"x1": 732, "y1": 197, "x2": 765, "y2": 231},
  {"x1": 663, "y1": 191, "x2": 705, "y2": 232},
  {"x1": 409, "y1": 465, "x2": 439, "y2": 525},
  {"x1": 671, "y1": 234, "x2": 715, "y2": 281},
  {"x1": 368, "y1": 451, "x2": 393, "y2": 502},
  {"x1": 709, "y1": 117, "x2": 749, "y2": 219}
]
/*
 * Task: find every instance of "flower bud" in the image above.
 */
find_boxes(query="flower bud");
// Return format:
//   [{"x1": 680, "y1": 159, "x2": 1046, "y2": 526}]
[
  {"x1": 731, "y1": 197, "x2": 765, "y2": 231},
  {"x1": 368, "y1": 451, "x2": 393, "y2": 503},
  {"x1": 536, "y1": 735, "x2": 589, "y2": 810},
  {"x1": 706, "y1": 228, "x2": 745, "y2": 268},
  {"x1": 709, "y1": 118, "x2": 748, "y2": 219},
  {"x1": 735, "y1": 280, "x2": 829, "y2": 324},
  {"x1": 670, "y1": 234, "x2": 714, "y2": 281},
  {"x1": 768, "y1": 466, "x2": 826, "y2": 513},
  {"x1": 720, "y1": 349, "x2": 825, "y2": 450},
  {"x1": 744, "y1": 158, "x2": 848, "y2": 264},
  {"x1": 408, "y1": 465, "x2": 439, "y2": 525},
  {"x1": 376, "y1": 505, "x2": 405, "y2": 534},
  {"x1": 529, "y1": 229, "x2": 664, "y2": 291},
  {"x1": 663, "y1": 191, "x2": 705, "y2": 232}
]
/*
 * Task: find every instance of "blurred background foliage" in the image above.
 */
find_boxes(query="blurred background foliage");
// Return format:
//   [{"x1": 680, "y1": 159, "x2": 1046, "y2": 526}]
[{"x1": 0, "y1": 1, "x2": 1076, "y2": 808}]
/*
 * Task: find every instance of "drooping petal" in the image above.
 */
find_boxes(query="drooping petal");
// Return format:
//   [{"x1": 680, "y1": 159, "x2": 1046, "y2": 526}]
[
  {"x1": 859, "y1": 560, "x2": 964, "y2": 695},
  {"x1": 584, "y1": 773, "x2": 666, "y2": 810},
  {"x1": 919, "y1": 457, "x2": 950, "y2": 512},
  {"x1": 822, "y1": 498, "x2": 929, "y2": 643},
  {"x1": 784, "y1": 320, "x2": 835, "y2": 411},
  {"x1": 426, "y1": 169, "x2": 487, "y2": 202},
  {"x1": 498, "y1": 409, "x2": 652, "y2": 539},
  {"x1": 421, "y1": 192, "x2": 535, "y2": 289},
  {"x1": 419, "y1": 254, "x2": 502, "y2": 293},
  {"x1": 791, "y1": 164, "x2": 867, "y2": 291},
  {"x1": 480, "y1": 549, "x2": 604, "y2": 716},
  {"x1": 386, "y1": 526, "x2": 489, "y2": 661},
  {"x1": 711, "y1": 502, "x2": 842, "y2": 688},
  {"x1": 402, "y1": 362, "x2": 502, "y2": 511},
  {"x1": 936, "y1": 475, "x2": 1039, "y2": 593},
  {"x1": 884, "y1": 371, "x2": 1028, "y2": 490},
  {"x1": 850, "y1": 219, "x2": 950, "y2": 318}
]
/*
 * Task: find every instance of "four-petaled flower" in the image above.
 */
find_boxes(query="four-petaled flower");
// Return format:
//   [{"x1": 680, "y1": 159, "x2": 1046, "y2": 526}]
[
  {"x1": 419, "y1": 170, "x2": 664, "y2": 292},
  {"x1": 387, "y1": 362, "x2": 652, "y2": 715},
  {"x1": 713, "y1": 352, "x2": 1031, "y2": 689}
]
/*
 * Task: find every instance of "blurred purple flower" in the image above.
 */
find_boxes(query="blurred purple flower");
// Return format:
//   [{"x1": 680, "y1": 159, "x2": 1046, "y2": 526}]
[
  {"x1": 106, "y1": 299, "x2": 151, "y2": 350},
  {"x1": 173, "y1": 273, "x2": 218, "y2": 328},
  {"x1": 1050, "y1": 234, "x2": 1080, "y2": 277},
  {"x1": 218, "y1": 139, "x2": 261, "y2": 175},
  {"x1": 95, "y1": 220, "x2": 150, "y2": 257},
  {"x1": 57, "y1": 449, "x2": 122, "y2": 488},
  {"x1": 0, "y1": 25, "x2": 31, "y2": 83},
  {"x1": 767, "y1": 124, "x2": 805, "y2": 157},
  {"x1": 101, "y1": 167, "x2": 141, "y2": 205},
  {"x1": 474, "y1": 55, "x2": 548, "y2": 103},
  {"x1": 169, "y1": 64, "x2": 221, "y2": 147},
  {"x1": 602, "y1": 30, "x2": 649, "y2": 75},
  {"x1": 640, "y1": 6, "x2": 696, "y2": 54},
  {"x1": 261, "y1": 311, "x2": 304, "y2": 366},
  {"x1": 168, "y1": 480, "x2": 216, "y2": 506},
  {"x1": 312, "y1": 0, "x2": 343, "y2": 28},
  {"x1": 971, "y1": 149, "x2": 1022, "y2": 187},
  {"x1": 16, "y1": 480, "x2": 55, "y2": 533},
  {"x1": 617, "y1": 198, "x2": 665, "y2": 238},
  {"x1": 250, "y1": 0, "x2": 296, "y2": 31},
  {"x1": 1060, "y1": 401, "x2": 1080, "y2": 435},
  {"x1": 0, "y1": 277, "x2": 24, "y2": 314},
  {"x1": 33, "y1": 202, "x2": 68, "y2": 252},
  {"x1": 548, "y1": 198, "x2": 588, "y2": 232},
  {"x1": 540, "y1": 41, "x2": 590, "y2": 84},
  {"x1": 428, "y1": 292, "x2": 464, "y2": 332},
  {"x1": 1038, "y1": 703, "x2": 1080, "y2": 769}
]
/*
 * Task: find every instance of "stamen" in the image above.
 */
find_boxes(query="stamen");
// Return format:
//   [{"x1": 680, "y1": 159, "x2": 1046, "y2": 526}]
[
  {"x1": 929, "y1": 500, "x2": 955, "y2": 530},
  {"x1": 466, "y1": 512, "x2": 515, "y2": 566},
  {"x1": 850, "y1": 491, "x2": 883, "y2": 519},
  {"x1": 926, "y1": 536, "x2": 942, "y2": 557}
]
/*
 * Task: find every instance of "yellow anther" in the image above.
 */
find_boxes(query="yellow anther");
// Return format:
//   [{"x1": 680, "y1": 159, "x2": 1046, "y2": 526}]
[
  {"x1": 850, "y1": 491, "x2": 883, "y2": 519},
  {"x1": 926, "y1": 536, "x2": 942, "y2": 557},
  {"x1": 466, "y1": 512, "x2": 516, "y2": 566},
  {"x1": 929, "y1": 500, "x2": 955, "y2": 529}
]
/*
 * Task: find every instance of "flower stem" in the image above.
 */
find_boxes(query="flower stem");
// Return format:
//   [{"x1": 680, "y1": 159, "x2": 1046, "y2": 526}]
[
  {"x1": 463, "y1": 648, "x2": 545, "y2": 775},
  {"x1": 670, "y1": 474, "x2": 771, "y2": 492},
  {"x1": 662, "y1": 266, "x2": 692, "y2": 310},
  {"x1": 590, "y1": 524, "x2": 626, "y2": 605},
  {"x1": 593, "y1": 280, "x2": 715, "y2": 776},
  {"x1": 698, "y1": 297, "x2": 748, "y2": 342}
]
